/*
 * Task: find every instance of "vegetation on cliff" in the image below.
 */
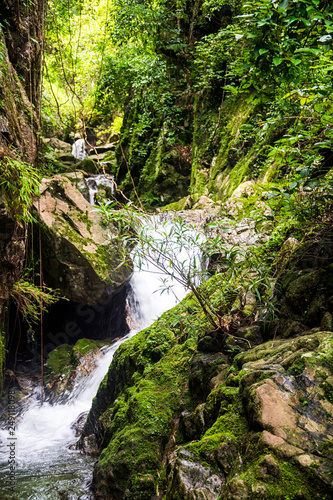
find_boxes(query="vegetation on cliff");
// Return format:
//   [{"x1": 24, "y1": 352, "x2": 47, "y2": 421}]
[
  {"x1": 84, "y1": 227, "x2": 333, "y2": 499},
  {"x1": 1, "y1": 0, "x2": 333, "y2": 498}
]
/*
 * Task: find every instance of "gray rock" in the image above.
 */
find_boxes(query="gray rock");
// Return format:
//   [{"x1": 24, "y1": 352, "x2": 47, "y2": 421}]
[
  {"x1": 71, "y1": 411, "x2": 89, "y2": 437},
  {"x1": 321, "y1": 312, "x2": 333, "y2": 332},
  {"x1": 89, "y1": 143, "x2": 117, "y2": 155},
  {"x1": 82, "y1": 434, "x2": 99, "y2": 456},
  {"x1": 34, "y1": 175, "x2": 132, "y2": 303},
  {"x1": 167, "y1": 448, "x2": 224, "y2": 500},
  {"x1": 43, "y1": 137, "x2": 72, "y2": 154}
]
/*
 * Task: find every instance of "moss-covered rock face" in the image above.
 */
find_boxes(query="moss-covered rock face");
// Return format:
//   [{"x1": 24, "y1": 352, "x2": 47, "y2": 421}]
[
  {"x1": 34, "y1": 175, "x2": 132, "y2": 303},
  {"x1": 273, "y1": 239, "x2": 333, "y2": 338},
  {"x1": 81, "y1": 278, "x2": 333, "y2": 500},
  {"x1": 45, "y1": 338, "x2": 111, "y2": 402},
  {"x1": 0, "y1": 194, "x2": 25, "y2": 385}
]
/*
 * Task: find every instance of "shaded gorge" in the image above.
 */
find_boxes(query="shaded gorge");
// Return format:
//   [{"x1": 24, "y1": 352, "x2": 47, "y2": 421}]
[{"x1": 0, "y1": 216, "x2": 205, "y2": 499}]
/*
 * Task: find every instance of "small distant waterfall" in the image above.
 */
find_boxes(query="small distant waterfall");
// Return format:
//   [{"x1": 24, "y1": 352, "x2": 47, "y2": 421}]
[
  {"x1": 72, "y1": 138, "x2": 88, "y2": 160},
  {"x1": 0, "y1": 215, "x2": 204, "y2": 499},
  {"x1": 86, "y1": 174, "x2": 114, "y2": 205}
]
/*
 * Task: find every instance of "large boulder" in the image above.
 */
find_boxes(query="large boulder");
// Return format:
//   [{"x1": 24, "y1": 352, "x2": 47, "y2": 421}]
[
  {"x1": 34, "y1": 175, "x2": 132, "y2": 304},
  {"x1": 45, "y1": 338, "x2": 110, "y2": 403}
]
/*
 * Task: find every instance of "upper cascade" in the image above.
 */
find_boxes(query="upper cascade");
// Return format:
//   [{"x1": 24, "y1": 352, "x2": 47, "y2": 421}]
[
  {"x1": 86, "y1": 174, "x2": 114, "y2": 205},
  {"x1": 72, "y1": 138, "x2": 88, "y2": 160}
]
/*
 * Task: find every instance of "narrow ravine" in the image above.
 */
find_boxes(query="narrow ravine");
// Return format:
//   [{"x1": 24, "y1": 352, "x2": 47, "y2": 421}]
[{"x1": 0, "y1": 217, "x2": 204, "y2": 499}]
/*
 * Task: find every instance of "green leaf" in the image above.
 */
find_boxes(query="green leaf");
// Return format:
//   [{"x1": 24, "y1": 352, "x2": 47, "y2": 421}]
[
  {"x1": 273, "y1": 57, "x2": 283, "y2": 66},
  {"x1": 279, "y1": 0, "x2": 290, "y2": 9},
  {"x1": 267, "y1": 192, "x2": 280, "y2": 199},
  {"x1": 291, "y1": 57, "x2": 301, "y2": 66},
  {"x1": 259, "y1": 48, "x2": 269, "y2": 56},
  {"x1": 300, "y1": 168, "x2": 310, "y2": 178},
  {"x1": 307, "y1": 180, "x2": 319, "y2": 190}
]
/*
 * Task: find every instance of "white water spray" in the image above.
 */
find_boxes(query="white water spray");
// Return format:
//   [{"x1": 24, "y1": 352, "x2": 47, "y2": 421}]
[
  {"x1": 86, "y1": 174, "x2": 114, "y2": 205},
  {"x1": 72, "y1": 138, "x2": 88, "y2": 160},
  {"x1": 129, "y1": 215, "x2": 205, "y2": 328}
]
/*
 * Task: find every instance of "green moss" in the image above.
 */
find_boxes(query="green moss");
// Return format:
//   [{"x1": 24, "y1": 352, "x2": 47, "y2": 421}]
[
  {"x1": 320, "y1": 380, "x2": 333, "y2": 404},
  {"x1": 94, "y1": 337, "x2": 195, "y2": 497},
  {"x1": 160, "y1": 196, "x2": 191, "y2": 212},
  {"x1": 86, "y1": 245, "x2": 333, "y2": 499},
  {"x1": 288, "y1": 356, "x2": 306, "y2": 376},
  {"x1": 318, "y1": 440, "x2": 333, "y2": 458},
  {"x1": 45, "y1": 343, "x2": 73, "y2": 379},
  {"x1": 73, "y1": 338, "x2": 102, "y2": 357},
  {"x1": 45, "y1": 338, "x2": 108, "y2": 381},
  {"x1": 235, "y1": 458, "x2": 328, "y2": 500}
]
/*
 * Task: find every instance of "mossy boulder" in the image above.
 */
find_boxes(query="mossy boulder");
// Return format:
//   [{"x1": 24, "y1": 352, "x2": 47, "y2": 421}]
[
  {"x1": 274, "y1": 239, "x2": 333, "y2": 337},
  {"x1": 45, "y1": 338, "x2": 110, "y2": 402},
  {"x1": 84, "y1": 295, "x2": 333, "y2": 499},
  {"x1": 34, "y1": 175, "x2": 132, "y2": 303}
]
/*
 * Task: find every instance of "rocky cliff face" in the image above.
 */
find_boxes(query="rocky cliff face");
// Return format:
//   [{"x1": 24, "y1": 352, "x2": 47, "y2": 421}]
[
  {"x1": 0, "y1": 0, "x2": 46, "y2": 382},
  {"x1": 0, "y1": 195, "x2": 25, "y2": 374},
  {"x1": 34, "y1": 175, "x2": 132, "y2": 304}
]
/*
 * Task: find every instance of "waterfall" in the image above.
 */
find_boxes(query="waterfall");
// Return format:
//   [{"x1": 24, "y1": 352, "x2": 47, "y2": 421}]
[
  {"x1": 72, "y1": 138, "x2": 88, "y2": 160},
  {"x1": 128, "y1": 215, "x2": 205, "y2": 329},
  {"x1": 0, "y1": 215, "x2": 204, "y2": 499},
  {"x1": 85, "y1": 174, "x2": 114, "y2": 205}
]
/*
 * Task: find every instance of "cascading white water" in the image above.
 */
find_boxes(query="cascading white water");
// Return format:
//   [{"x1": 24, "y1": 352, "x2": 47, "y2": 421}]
[
  {"x1": 10, "y1": 338, "x2": 136, "y2": 463},
  {"x1": 128, "y1": 215, "x2": 205, "y2": 329},
  {"x1": 85, "y1": 174, "x2": 114, "y2": 205},
  {"x1": 72, "y1": 138, "x2": 88, "y2": 160},
  {"x1": 0, "y1": 215, "x2": 204, "y2": 499}
]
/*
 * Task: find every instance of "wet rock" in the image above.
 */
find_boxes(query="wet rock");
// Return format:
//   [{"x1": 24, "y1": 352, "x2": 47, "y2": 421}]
[
  {"x1": 34, "y1": 175, "x2": 132, "y2": 303},
  {"x1": 283, "y1": 320, "x2": 309, "y2": 338},
  {"x1": 166, "y1": 447, "x2": 224, "y2": 500},
  {"x1": 45, "y1": 338, "x2": 108, "y2": 402},
  {"x1": 275, "y1": 236, "x2": 300, "y2": 273},
  {"x1": 76, "y1": 157, "x2": 99, "y2": 174},
  {"x1": 71, "y1": 411, "x2": 89, "y2": 437},
  {"x1": 221, "y1": 477, "x2": 248, "y2": 500},
  {"x1": 192, "y1": 195, "x2": 215, "y2": 209},
  {"x1": 181, "y1": 405, "x2": 206, "y2": 441},
  {"x1": 321, "y1": 311, "x2": 333, "y2": 332},
  {"x1": 43, "y1": 137, "x2": 72, "y2": 154},
  {"x1": 215, "y1": 439, "x2": 240, "y2": 475},
  {"x1": 230, "y1": 181, "x2": 256, "y2": 199},
  {"x1": 15, "y1": 374, "x2": 38, "y2": 395},
  {"x1": 238, "y1": 332, "x2": 333, "y2": 489},
  {"x1": 189, "y1": 352, "x2": 228, "y2": 400},
  {"x1": 86, "y1": 153, "x2": 108, "y2": 162},
  {"x1": 277, "y1": 265, "x2": 333, "y2": 335},
  {"x1": 89, "y1": 142, "x2": 117, "y2": 155},
  {"x1": 82, "y1": 434, "x2": 99, "y2": 456},
  {"x1": 243, "y1": 291, "x2": 257, "y2": 317},
  {"x1": 197, "y1": 335, "x2": 221, "y2": 353}
]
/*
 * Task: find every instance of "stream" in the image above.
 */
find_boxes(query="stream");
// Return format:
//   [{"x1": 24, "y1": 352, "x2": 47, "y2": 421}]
[{"x1": 0, "y1": 217, "x2": 204, "y2": 499}]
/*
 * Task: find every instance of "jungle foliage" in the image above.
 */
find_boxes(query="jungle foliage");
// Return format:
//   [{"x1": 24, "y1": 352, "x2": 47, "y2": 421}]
[{"x1": 43, "y1": 0, "x2": 333, "y2": 205}]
